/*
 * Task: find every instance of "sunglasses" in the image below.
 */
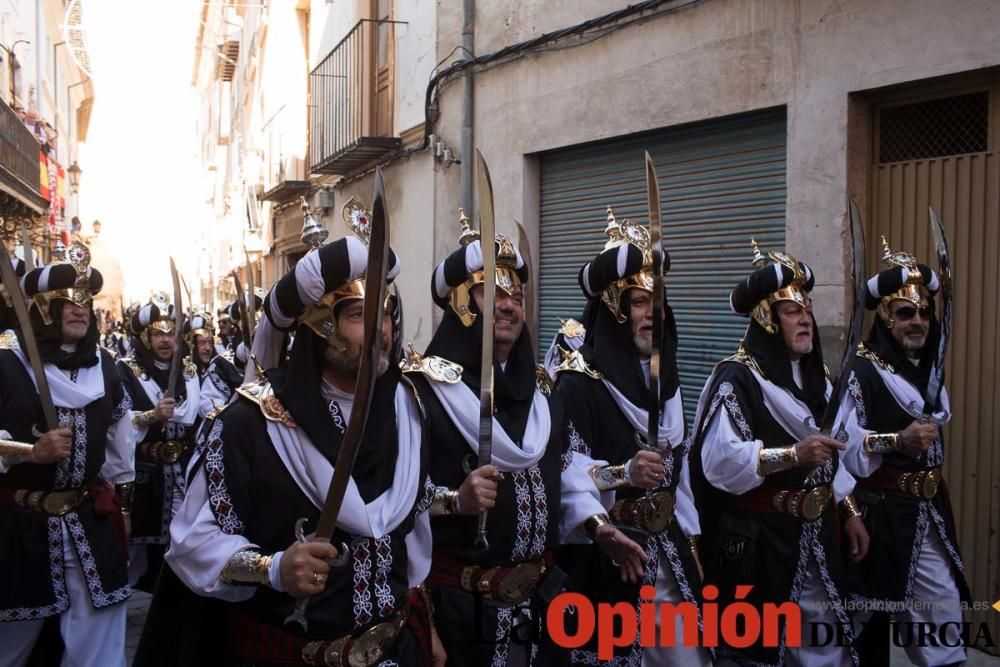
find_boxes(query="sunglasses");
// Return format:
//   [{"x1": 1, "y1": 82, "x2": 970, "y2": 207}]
[{"x1": 894, "y1": 305, "x2": 932, "y2": 321}]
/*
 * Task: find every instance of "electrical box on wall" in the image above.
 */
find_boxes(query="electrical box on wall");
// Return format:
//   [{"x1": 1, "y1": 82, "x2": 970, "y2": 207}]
[{"x1": 315, "y1": 189, "x2": 334, "y2": 210}]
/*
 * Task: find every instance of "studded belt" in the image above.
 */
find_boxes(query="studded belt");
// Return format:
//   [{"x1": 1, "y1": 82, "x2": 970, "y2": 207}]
[
  {"x1": 138, "y1": 440, "x2": 191, "y2": 464},
  {"x1": 0, "y1": 486, "x2": 89, "y2": 515},
  {"x1": 740, "y1": 484, "x2": 833, "y2": 521},
  {"x1": 426, "y1": 550, "x2": 553, "y2": 605},
  {"x1": 300, "y1": 598, "x2": 410, "y2": 667},
  {"x1": 610, "y1": 490, "x2": 676, "y2": 533},
  {"x1": 862, "y1": 466, "x2": 941, "y2": 500}
]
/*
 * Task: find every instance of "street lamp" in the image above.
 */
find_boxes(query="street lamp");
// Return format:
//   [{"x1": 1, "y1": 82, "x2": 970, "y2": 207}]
[{"x1": 67, "y1": 161, "x2": 82, "y2": 195}]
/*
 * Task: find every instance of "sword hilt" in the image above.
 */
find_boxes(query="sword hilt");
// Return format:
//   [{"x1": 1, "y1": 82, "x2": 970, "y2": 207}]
[
  {"x1": 282, "y1": 517, "x2": 351, "y2": 632},
  {"x1": 474, "y1": 511, "x2": 489, "y2": 550}
]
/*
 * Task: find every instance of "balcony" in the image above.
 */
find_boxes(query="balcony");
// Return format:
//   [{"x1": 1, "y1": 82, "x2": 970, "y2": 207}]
[
  {"x1": 0, "y1": 99, "x2": 46, "y2": 216},
  {"x1": 309, "y1": 19, "x2": 404, "y2": 175}
]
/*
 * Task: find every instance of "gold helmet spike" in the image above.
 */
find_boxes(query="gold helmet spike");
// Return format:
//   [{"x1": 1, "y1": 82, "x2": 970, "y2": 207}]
[
  {"x1": 457, "y1": 208, "x2": 479, "y2": 247},
  {"x1": 747, "y1": 239, "x2": 810, "y2": 335},
  {"x1": 876, "y1": 236, "x2": 929, "y2": 328}
]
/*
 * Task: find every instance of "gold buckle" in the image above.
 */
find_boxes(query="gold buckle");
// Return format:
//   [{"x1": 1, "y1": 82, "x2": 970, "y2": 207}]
[
  {"x1": 639, "y1": 491, "x2": 675, "y2": 533},
  {"x1": 921, "y1": 469, "x2": 941, "y2": 500},
  {"x1": 800, "y1": 487, "x2": 830, "y2": 521},
  {"x1": 786, "y1": 490, "x2": 803, "y2": 518},
  {"x1": 159, "y1": 441, "x2": 183, "y2": 464},
  {"x1": 497, "y1": 563, "x2": 545, "y2": 604},
  {"x1": 348, "y1": 618, "x2": 400, "y2": 667}
]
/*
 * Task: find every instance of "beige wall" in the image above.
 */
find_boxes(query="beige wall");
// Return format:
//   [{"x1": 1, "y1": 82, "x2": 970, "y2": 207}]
[{"x1": 428, "y1": 0, "x2": 1000, "y2": 331}]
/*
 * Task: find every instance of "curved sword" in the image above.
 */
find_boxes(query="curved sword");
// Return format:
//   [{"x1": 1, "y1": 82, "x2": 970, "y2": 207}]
[
  {"x1": 284, "y1": 166, "x2": 391, "y2": 632},
  {"x1": 923, "y1": 207, "x2": 951, "y2": 419},
  {"x1": 474, "y1": 149, "x2": 496, "y2": 551},
  {"x1": 165, "y1": 258, "x2": 184, "y2": 399},
  {"x1": 514, "y1": 220, "x2": 536, "y2": 344},
  {"x1": 815, "y1": 199, "x2": 866, "y2": 435},
  {"x1": 0, "y1": 238, "x2": 58, "y2": 430}
]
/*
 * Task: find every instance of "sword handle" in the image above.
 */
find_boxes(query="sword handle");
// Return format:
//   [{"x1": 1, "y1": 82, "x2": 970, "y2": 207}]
[
  {"x1": 474, "y1": 510, "x2": 490, "y2": 550},
  {"x1": 282, "y1": 517, "x2": 351, "y2": 632}
]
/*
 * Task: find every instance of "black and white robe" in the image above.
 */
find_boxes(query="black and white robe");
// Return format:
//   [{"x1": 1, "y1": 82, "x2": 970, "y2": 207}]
[
  {"x1": 408, "y1": 365, "x2": 607, "y2": 667},
  {"x1": 167, "y1": 375, "x2": 433, "y2": 660},
  {"x1": 841, "y1": 349, "x2": 969, "y2": 664},
  {"x1": 692, "y1": 358, "x2": 857, "y2": 667},
  {"x1": 0, "y1": 333, "x2": 134, "y2": 621},
  {"x1": 554, "y1": 368, "x2": 706, "y2": 667},
  {"x1": 117, "y1": 358, "x2": 200, "y2": 545}
]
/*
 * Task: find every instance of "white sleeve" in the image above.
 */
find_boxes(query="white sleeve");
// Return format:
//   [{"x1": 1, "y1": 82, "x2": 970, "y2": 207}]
[
  {"x1": 674, "y1": 444, "x2": 700, "y2": 537},
  {"x1": 405, "y1": 511, "x2": 432, "y2": 587},
  {"x1": 558, "y1": 448, "x2": 614, "y2": 545},
  {"x1": 700, "y1": 408, "x2": 765, "y2": 495},
  {"x1": 165, "y1": 454, "x2": 257, "y2": 602},
  {"x1": 100, "y1": 410, "x2": 135, "y2": 485},
  {"x1": 832, "y1": 457, "x2": 856, "y2": 503},
  {"x1": 199, "y1": 368, "x2": 230, "y2": 419},
  {"x1": 837, "y1": 384, "x2": 882, "y2": 479}
]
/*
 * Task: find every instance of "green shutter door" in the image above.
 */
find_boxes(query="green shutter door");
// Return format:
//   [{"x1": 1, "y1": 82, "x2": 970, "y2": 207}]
[{"x1": 538, "y1": 108, "x2": 787, "y2": 420}]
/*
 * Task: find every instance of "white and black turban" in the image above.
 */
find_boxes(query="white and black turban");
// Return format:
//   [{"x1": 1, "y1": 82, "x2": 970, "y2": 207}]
[
  {"x1": 251, "y1": 236, "x2": 399, "y2": 378},
  {"x1": 730, "y1": 260, "x2": 815, "y2": 316},
  {"x1": 577, "y1": 243, "x2": 669, "y2": 298},
  {"x1": 263, "y1": 236, "x2": 400, "y2": 331},
  {"x1": 130, "y1": 302, "x2": 174, "y2": 334},
  {"x1": 431, "y1": 238, "x2": 528, "y2": 309},
  {"x1": 20, "y1": 263, "x2": 104, "y2": 299},
  {"x1": 865, "y1": 264, "x2": 939, "y2": 309}
]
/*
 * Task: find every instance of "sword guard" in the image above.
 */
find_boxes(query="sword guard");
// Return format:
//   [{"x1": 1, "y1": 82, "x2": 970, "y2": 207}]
[
  {"x1": 328, "y1": 542, "x2": 350, "y2": 568},
  {"x1": 802, "y1": 416, "x2": 820, "y2": 435},
  {"x1": 293, "y1": 517, "x2": 310, "y2": 544},
  {"x1": 284, "y1": 600, "x2": 310, "y2": 633},
  {"x1": 31, "y1": 424, "x2": 43, "y2": 439}
]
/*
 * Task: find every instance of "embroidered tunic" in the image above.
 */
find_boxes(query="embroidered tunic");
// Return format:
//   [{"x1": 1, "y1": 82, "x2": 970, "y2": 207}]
[{"x1": 0, "y1": 340, "x2": 133, "y2": 621}]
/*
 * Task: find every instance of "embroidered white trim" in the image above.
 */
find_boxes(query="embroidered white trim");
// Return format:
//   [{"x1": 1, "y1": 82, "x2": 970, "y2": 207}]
[
  {"x1": 373, "y1": 535, "x2": 395, "y2": 617},
  {"x1": 0, "y1": 517, "x2": 70, "y2": 621},
  {"x1": 64, "y1": 512, "x2": 131, "y2": 608},
  {"x1": 352, "y1": 535, "x2": 374, "y2": 629},
  {"x1": 203, "y1": 419, "x2": 244, "y2": 535},
  {"x1": 527, "y1": 465, "x2": 548, "y2": 558}
]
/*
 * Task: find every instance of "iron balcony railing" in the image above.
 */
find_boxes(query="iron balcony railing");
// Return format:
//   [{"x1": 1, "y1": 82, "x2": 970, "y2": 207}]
[
  {"x1": 0, "y1": 98, "x2": 45, "y2": 214},
  {"x1": 309, "y1": 19, "x2": 404, "y2": 175}
]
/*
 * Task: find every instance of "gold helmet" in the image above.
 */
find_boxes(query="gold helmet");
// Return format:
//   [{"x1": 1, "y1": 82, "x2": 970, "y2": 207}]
[
  {"x1": 869, "y1": 236, "x2": 939, "y2": 329},
  {"x1": 432, "y1": 209, "x2": 527, "y2": 327},
  {"x1": 729, "y1": 240, "x2": 815, "y2": 335},
  {"x1": 22, "y1": 242, "x2": 103, "y2": 325}
]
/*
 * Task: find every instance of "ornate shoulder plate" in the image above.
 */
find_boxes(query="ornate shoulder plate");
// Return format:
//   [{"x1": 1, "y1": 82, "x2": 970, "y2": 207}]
[
  {"x1": 0, "y1": 330, "x2": 19, "y2": 350},
  {"x1": 535, "y1": 366, "x2": 553, "y2": 396},
  {"x1": 856, "y1": 342, "x2": 895, "y2": 374},
  {"x1": 183, "y1": 359, "x2": 198, "y2": 380},
  {"x1": 722, "y1": 342, "x2": 766, "y2": 378},
  {"x1": 121, "y1": 356, "x2": 149, "y2": 382},
  {"x1": 236, "y1": 380, "x2": 297, "y2": 428},
  {"x1": 400, "y1": 345, "x2": 463, "y2": 384},
  {"x1": 554, "y1": 347, "x2": 602, "y2": 379},
  {"x1": 558, "y1": 318, "x2": 586, "y2": 340}
]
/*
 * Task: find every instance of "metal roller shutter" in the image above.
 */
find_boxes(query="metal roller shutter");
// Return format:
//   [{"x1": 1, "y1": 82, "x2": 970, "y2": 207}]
[{"x1": 538, "y1": 107, "x2": 787, "y2": 421}]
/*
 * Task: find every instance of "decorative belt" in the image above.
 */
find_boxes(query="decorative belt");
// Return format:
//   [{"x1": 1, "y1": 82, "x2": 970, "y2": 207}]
[
  {"x1": 0, "y1": 486, "x2": 89, "y2": 516},
  {"x1": 138, "y1": 440, "x2": 191, "y2": 464},
  {"x1": 301, "y1": 599, "x2": 410, "y2": 667},
  {"x1": 610, "y1": 490, "x2": 675, "y2": 533},
  {"x1": 227, "y1": 595, "x2": 421, "y2": 667},
  {"x1": 426, "y1": 550, "x2": 552, "y2": 604},
  {"x1": 739, "y1": 484, "x2": 832, "y2": 521},
  {"x1": 861, "y1": 466, "x2": 941, "y2": 500}
]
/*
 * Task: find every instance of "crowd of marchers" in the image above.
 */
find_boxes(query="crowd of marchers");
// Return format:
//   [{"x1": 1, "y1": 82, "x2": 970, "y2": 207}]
[{"x1": 0, "y1": 162, "x2": 968, "y2": 667}]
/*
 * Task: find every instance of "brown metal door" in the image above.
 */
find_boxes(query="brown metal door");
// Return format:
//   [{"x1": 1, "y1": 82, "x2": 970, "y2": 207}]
[
  {"x1": 372, "y1": 0, "x2": 394, "y2": 137},
  {"x1": 871, "y1": 88, "x2": 1000, "y2": 650}
]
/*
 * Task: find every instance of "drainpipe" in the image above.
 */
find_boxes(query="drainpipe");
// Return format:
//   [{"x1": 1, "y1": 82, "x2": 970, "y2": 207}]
[{"x1": 459, "y1": 0, "x2": 474, "y2": 215}]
